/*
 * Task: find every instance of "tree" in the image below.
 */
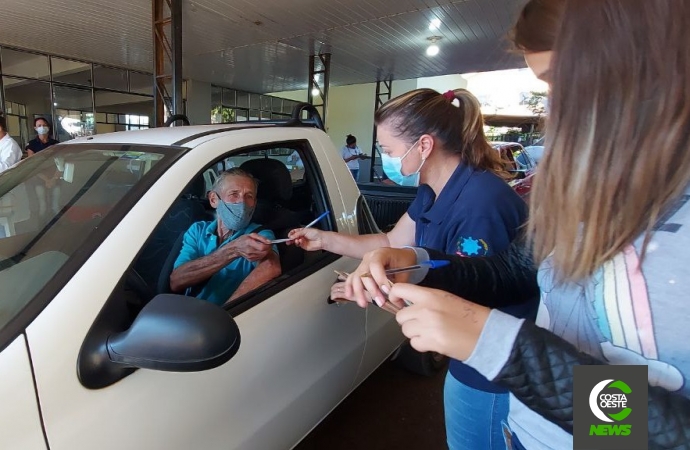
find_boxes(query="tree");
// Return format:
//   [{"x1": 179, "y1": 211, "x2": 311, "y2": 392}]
[
  {"x1": 522, "y1": 91, "x2": 548, "y2": 116},
  {"x1": 211, "y1": 107, "x2": 235, "y2": 124}
]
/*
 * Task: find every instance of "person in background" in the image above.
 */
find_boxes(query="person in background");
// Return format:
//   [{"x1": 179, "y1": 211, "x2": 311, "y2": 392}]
[
  {"x1": 288, "y1": 149, "x2": 304, "y2": 169},
  {"x1": 26, "y1": 118, "x2": 62, "y2": 218},
  {"x1": 0, "y1": 115, "x2": 22, "y2": 174},
  {"x1": 26, "y1": 117, "x2": 59, "y2": 156},
  {"x1": 290, "y1": 88, "x2": 536, "y2": 450},
  {"x1": 341, "y1": 134, "x2": 363, "y2": 180},
  {"x1": 346, "y1": 0, "x2": 690, "y2": 448}
]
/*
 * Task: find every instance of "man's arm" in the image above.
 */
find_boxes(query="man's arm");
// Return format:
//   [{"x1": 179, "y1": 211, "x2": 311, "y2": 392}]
[
  {"x1": 170, "y1": 244, "x2": 240, "y2": 293},
  {"x1": 170, "y1": 233, "x2": 271, "y2": 293},
  {"x1": 227, "y1": 250, "x2": 282, "y2": 302}
]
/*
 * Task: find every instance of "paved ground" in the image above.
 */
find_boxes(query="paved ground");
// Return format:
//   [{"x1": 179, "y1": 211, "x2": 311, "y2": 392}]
[{"x1": 295, "y1": 360, "x2": 448, "y2": 450}]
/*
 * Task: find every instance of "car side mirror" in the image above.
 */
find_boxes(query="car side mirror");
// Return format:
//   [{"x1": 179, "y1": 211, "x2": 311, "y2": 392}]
[{"x1": 79, "y1": 294, "x2": 241, "y2": 389}]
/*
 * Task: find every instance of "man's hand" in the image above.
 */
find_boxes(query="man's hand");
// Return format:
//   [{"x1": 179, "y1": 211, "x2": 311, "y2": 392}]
[
  {"x1": 393, "y1": 284, "x2": 491, "y2": 361},
  {"x1": 230, "y1": 233, "x2": 272, "y2": 262},
  {"x1": 344, "y1": 247, "x2": 417, "y2": 308}
]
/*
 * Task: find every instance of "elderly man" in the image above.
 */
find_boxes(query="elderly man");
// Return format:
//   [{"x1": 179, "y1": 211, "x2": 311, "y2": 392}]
[{"x1": 170, "y1": 168, "x2": 281, "y2": 305}]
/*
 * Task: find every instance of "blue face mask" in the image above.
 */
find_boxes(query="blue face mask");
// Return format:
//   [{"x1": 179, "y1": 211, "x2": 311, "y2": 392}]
[
  {"x1": 380, "y1": 140, "x2": 425, "y2": 187},
  {"x1": 214, "y1": 192, "x2": 255, "y2": 232}
]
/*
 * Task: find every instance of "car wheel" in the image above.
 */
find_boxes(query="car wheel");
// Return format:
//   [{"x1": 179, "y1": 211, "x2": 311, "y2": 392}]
[{"x1": 392, "y1": 340, "x2": 448, "y2": 377}]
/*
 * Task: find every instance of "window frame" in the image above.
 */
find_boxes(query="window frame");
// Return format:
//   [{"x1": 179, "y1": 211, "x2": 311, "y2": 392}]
[{"x1": 104, "y1": 139, "x2": 338, "y2": 324}]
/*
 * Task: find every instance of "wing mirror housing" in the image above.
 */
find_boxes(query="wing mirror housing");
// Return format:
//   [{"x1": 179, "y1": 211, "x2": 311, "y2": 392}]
[{"x1": 79, "y1": 294, "x2": 241, "y2": 389}]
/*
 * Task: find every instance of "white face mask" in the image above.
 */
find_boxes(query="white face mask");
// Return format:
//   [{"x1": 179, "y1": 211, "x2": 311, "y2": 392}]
[
  {"x1": 36, "y1": 126, "x2": 49, "y2": 136},
  {"x1": 380, "y1": 140, "x2": 426, "y2": 187}
]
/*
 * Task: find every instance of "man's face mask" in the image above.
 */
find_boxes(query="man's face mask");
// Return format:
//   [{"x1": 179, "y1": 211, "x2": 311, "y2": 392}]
[
  {"x1": 380, "y1": 140, "x2": 426, "y2": 187},
  {"x1": 36, "y1": 126, "x2": 49, "y2": 135},
  {"x1": 214, "y1": 191, "x2": 255, "y2": 232}
]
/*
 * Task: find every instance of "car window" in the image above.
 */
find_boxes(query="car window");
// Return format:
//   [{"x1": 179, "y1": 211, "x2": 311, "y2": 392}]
[
  {"x1": 0, "y1": 145, "x2": 174, "y2": 336},
  {"x1": 512, "y1": 147, "x2": 532, "y2": 170},
  {"x1": 220, "y1": 148, "x2": 306, "y2": 184},
  {"x1": 114, "y1": 141, "x2": 334, "y2": 322}
]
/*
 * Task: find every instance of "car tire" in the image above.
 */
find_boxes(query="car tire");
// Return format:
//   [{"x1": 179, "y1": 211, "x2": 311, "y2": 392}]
[{"x1": 392, "y1": 340, "x2": 448, "y2": 377}]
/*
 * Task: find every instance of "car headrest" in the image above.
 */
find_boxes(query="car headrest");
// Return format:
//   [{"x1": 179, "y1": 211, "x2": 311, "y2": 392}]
[{"x1": 240, "y1": 158, "x2": 293, "y2": 203}]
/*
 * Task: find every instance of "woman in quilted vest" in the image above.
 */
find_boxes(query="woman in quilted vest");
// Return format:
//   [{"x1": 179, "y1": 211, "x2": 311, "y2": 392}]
[{"x1": 345, "y1": 0, "x2": 690, "y2": 448}]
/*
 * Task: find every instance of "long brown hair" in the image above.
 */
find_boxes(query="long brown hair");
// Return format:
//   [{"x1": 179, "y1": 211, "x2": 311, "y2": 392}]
[
  {"x1": 528, "y1": 0, "x2": 690, "y2": 282},
  {"x1": 511, "y1": 0, "x2": 565, "y2": 53},
  {"x1": 375, "y1": 88, "x2": 506, "y2": 175}
]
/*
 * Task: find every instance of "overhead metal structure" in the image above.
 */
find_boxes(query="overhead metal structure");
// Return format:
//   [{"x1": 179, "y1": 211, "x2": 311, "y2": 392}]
[
  {"x1": 369, "y1": 76, "x2": 393, "y2": 182},
  {"x1": 153, "y1": 0, "x2": 183, "y2": 127},
  {"x1": 307, "y1": 53, "x2": 331, "y2": 129}
]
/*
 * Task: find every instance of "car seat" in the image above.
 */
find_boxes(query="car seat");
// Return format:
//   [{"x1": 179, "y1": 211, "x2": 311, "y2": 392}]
[
  {"x1": 133, "y1": 175, "x2": 211, "y2": 298},
  {"x1": 240, "y1": 158, "x2": 304, "y2": 272}
]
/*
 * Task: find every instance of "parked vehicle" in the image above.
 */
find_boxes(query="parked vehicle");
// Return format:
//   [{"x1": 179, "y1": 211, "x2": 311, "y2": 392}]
[
  {"x1": 523, "y1": 136, "x2": 545, "y2": 164},
  {"x1": 490, "y1": 141, "x2": 537, "y2": 198},
  {"x1": 0, "y1": 107, "x2": 406, "y2": 450}
]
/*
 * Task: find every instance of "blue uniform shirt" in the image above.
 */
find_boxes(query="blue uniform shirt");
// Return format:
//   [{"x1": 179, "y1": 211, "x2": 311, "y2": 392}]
[
  {"x1": 173, "y1": 220, "x2": 276, "y2": 305},
  {"x1": 408, "y1": 163, "x2": 537, "y2": 392},
  {"x1": 25, "y1": 137, "x2": 59, "y2": 153}
]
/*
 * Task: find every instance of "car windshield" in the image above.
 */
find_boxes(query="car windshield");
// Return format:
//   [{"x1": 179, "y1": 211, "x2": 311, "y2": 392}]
[{"x1": 0, "y1": 144, "x2": 178, "y2": 335}]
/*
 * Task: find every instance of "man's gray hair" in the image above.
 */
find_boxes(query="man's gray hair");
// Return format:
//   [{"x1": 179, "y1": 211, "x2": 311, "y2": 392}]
[{"x1": 211, "y1": 168, "x2": 258, "y2": 193}]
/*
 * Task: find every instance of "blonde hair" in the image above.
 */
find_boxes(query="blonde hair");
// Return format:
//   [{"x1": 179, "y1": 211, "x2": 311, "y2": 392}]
[
  {"x1": 528, "y1": 0, "x2": 690, "y2": 281},
  {"x1": 375, "y1": 88, "x2": 507, "y2": 176}
]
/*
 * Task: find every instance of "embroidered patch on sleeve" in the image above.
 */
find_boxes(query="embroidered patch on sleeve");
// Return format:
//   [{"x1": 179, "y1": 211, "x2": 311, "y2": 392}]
[{"x1": 456, "y1": 237, "x2": 489, "y2": 257}]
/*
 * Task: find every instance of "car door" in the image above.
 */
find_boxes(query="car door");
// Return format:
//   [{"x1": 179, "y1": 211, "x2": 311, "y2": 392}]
[
  {"x1": 0, "y1": 336, "x2": 47, "y2": 450},
  {"x1": 24, "y1": 129, "x2": 367, "y2": 450},
  {"x1": 307, "y1": 132, "x2": 406, "y2": 384}
]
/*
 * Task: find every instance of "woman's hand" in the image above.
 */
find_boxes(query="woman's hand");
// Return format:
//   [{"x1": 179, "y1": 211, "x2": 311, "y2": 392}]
[
  {"x1": 392, "y1": 284, "x2": 491, "y2": 362},
  {"x1": 287, "y1": 228, "x2": 327, "y2": 251},
  {"x1": 344, "y1": 247, "x2": 417, "y2": 308}
]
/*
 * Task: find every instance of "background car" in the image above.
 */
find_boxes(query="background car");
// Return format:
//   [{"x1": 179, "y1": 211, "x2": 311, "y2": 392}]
[
  {"x1": 0, "y1": 109, "x2": 405, "y2": 450},
  {"x1": 491, "y1": 141, "x2": 537, "y2": 199},
  {"x1": 523, "y1": 136, "x2": 545, "y2": 164}
]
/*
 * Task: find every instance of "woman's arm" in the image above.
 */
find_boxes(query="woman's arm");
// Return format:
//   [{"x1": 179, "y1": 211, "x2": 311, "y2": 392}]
[
  {"x1": 343, "y1": 233, "x2": 539, "y2": 309},
  {"x1": 419, "y1": 236, "x2": 539, "y2": 307},
  {"x1": 469, "y1": 314, "x2": 690, "y2": 448},
  {"x1": 499, "y1": 321, "x2": 690, "y2": 447}
]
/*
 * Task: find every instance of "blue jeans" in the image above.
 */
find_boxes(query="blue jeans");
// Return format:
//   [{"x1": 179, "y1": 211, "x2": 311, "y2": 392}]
[
  {"x1": 444, "y1": 371, "x2": 510, "y2": 450},
  {"x1": 349, "y1": 169, "x2": 359, "y2": 181}
]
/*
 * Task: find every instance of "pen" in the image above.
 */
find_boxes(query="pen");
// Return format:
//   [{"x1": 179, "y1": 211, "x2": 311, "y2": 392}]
[
  {"x1": 303, "y1": 210, "x2": 330, "y2": 229},
  {"x1": 362, "y1": 259, "x2": 450, "y2": 278},
  {"x1": 270, "y1": 210, "x2": 330, "y2": 244},
  {"x1": 334, "y1": 260, "x2": 451, "y2": 281}
]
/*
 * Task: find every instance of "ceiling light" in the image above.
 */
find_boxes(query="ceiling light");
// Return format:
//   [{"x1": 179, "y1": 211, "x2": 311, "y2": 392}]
[
  {"x1": 429, "y1": 18, "x2": 441, "y2": 31},
  {"x1": 426, "y1": 45, "x2": 440, "y2": 56},
  {"x1": 311, "y1": 88, "x2": 320, "y2": 97},
  {"x1": 426, "y1": 36, "x2": 442, "y2": 57}
]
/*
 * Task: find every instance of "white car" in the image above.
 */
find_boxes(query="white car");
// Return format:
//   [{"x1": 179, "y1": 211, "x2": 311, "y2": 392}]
[
  {"x1": 523, "y1": 137, "x2": 545, "y2": 164},
  {"x1": 0, "y1": 112, "x2": 405, "y2": 450}
]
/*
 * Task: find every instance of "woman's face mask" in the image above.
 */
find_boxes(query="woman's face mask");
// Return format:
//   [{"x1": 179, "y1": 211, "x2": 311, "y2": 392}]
[
  {"x1": 214, "y1": 192, "x2": 255, "y2": 232},
  {"x1": 380, "y1": 140, "x2": 425, "y2": 187},
  {"x1": 35, "y1": 126, "x2": 49, "y2": 136}
]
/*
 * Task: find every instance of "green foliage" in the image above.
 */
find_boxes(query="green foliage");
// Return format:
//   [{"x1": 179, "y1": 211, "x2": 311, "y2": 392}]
[{"x1": 211, "y1": 106, "x2": 235, "y2": 124}]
